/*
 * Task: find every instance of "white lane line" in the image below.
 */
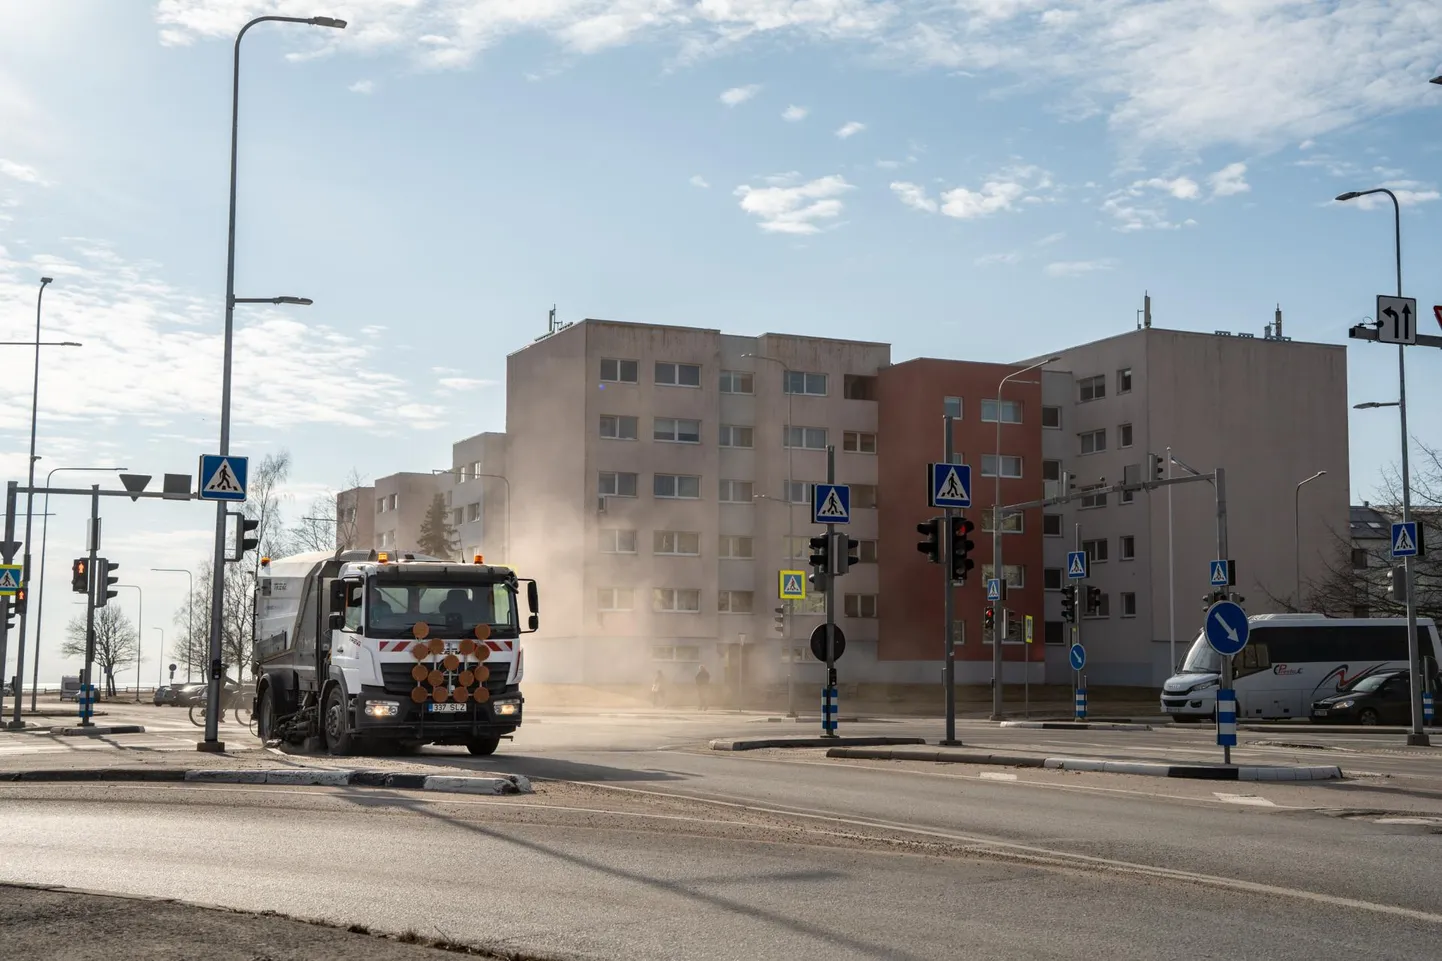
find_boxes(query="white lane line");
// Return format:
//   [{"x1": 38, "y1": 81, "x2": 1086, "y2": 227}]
[
  {"x1": 1213, "y1": 793, "x2": 1276, "y2": 807},
  {"x1": 979, "y1": 772, "x2": 1017, "y2": 781},
  {"x1": 1375, "y1": 816, "x2": 1442, "y2": 825}
]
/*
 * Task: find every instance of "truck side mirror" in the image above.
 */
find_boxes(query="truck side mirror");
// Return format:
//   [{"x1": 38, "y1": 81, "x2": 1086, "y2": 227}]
[
  {"x1": 328, "y1": 579, "x2": 348, "y2": 615},
  {"x1": 527, "y1": 580, "x2": 539, "y2": 615},
  {"x1": 328, "y1": 611, "x2": 344, "y2": 632},
  {"x1": 527, "y1": 613, "x2": 539, "y2": 632}
]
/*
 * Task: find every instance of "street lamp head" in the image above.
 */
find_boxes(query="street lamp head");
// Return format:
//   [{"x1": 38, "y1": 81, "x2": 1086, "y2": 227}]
[
  {"x1": 1335, "y1": 191, "x2": 1361, "y2": 202},
  {"x1": 276, "y1": 297, "x2": 313, "y2": 306},
  {"x1": 60, "y1": 341, "x2": 81, "y2": 347},
  {"x1": 1431, "y1": 75, "x2": 1442, "y2": 86},
  {"x1": 1354, "y1": 401, "x2": 1400, "y2": 409},
  {"x1": 39, "y1": 276, "x2": 53, "y2": 286},
  {"x1": 309, "y1": 16, "x2": 347, "y2": 28}
]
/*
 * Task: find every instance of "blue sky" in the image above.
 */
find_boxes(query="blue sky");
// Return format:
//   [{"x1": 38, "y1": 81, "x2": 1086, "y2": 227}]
[{"x1": 2, "y1": 0, "x2": 1442, "y2": 681}]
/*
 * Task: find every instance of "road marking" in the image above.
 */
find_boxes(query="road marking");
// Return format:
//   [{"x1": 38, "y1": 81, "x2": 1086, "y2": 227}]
[
  {"x1": 1375, "y1": 816, "x2": 1442, "y2": 825},
  {"x1": 1213, "y1": 793, "x2": 1276, "y2": 807},
  {"x1": 979, "y1": 772, "x2": 1017, "y2": 781}
]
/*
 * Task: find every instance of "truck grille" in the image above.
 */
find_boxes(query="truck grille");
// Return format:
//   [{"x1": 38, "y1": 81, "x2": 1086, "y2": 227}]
[{"x1": 379, "y1": 662, "x2": 510, "y2": 697}]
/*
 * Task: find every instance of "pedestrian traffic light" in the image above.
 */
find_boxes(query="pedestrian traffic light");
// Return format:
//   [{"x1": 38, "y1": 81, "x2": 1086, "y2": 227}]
[
  {"x1": 3, "y1": 596, "x2": 14, "y2": 631},
  {"x1": 916, "y1": 517, "x2": 942, "y2": 564},
  {"x1": 1085, "y1": 585, "x2": 1102, "y2": 615},
  {"x1": 949, "y1": 516, "x2": 976, "y2": 583},
  {"x1": 1060, "y1": 585, "x2": 1076, "y2": 622},
  {"x1": 984, "y1": 606, "x2": 995, "y2": 632},
  {"x1": 71, "y1": 558, "x2": 89, "y2": 594},
  {"x1": 95, "y1": 557, "x2": 119, "y2": 608},
  {"x1": 808, "y1": 534, "x2": 830, "y2": 572},
  {"x1": 773, "y1": 606, "x2": 785, "y2": 635},
  {"x1": 12, "y1": 586, "x2": 25, "y2": 616}
]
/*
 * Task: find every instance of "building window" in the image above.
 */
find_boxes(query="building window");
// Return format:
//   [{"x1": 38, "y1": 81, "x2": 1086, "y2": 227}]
[
  {"x1": 718, "y1": 590, "x2": 754, "y2": 614},
  {"x1": 784, "y1": 480, "x2": 813, "y2": 504},
  {"x1": 652, "y1": 644, "x2": 701, "y2": 661},
  {"x1": 466, "y1": 502, "x2": 481, "y2": 523},
  {"x1": 1120, "y1": 592, "x2": 1137, "y2": 617},
  {"x1": 719, "y1": 535, "x2": 754, "y2": 559},
  {"x1": 981, "y1": 399, "x2": 1023, "y2": 423},
  {"x1": 1118, "y1": 423, "x2": 1133, "y2": 448},
  {"x1": 655, "y1": 362, "x2": 702, "y2": 387},
  {"x1": 1043, "y1": 513, "x2": 1063, "y2": 537},
  {"x1": 451, "y1": 508, "x2": 464, "y2": 527},
  {"x1": 782, "y1": 535, "x2": 809, "y2": 562},
  {"x1": 654, "y1": 417, "x2": 702, "y2": 444},
  {"x1": 1045, "y1": 620, "x2": 1065, "y2": 645},
  {"x1": 599, "y1": 529, "x2": 638, "y2": 554},
  {"x1": 1120, "y1": 535, "x2": 1136, "y2": 561},
  {"x1": 943, "y1": 396, "x2": 963, "y2": 418},
  {"x1": 981, "y1": 455, "x2": 1023, "y2": 478},
  {"x1": 851, "y1": 484, "x2": 879, "y2": 509},
  {"x1": 784, "y1": 425, "x2": 828, "y2": 450},
  {"x1": 719, "y1": 479, "x2": 754, "y2": 503},
  {"x1": 857, "y1": 539, "x2": 879, "y2": 563},
  {"x1": 653, "y1": 588, "x2": 702, "y2": 613},
  {"x1": 653, "y1": 530, "x2": 700, "y2": 556},
  {"x1": 1351, "y1": 548, "x2": 1369, "y2": 569},
  {"x1": 784, "y1": 370, "x2": 828, "y2": 396},
  {"x1": 1041, "y1": 406, "x2": 1062, "y2": 429},
  {"x1": 600, "y1": 358, "x2": 639, "y2": 384},
  {"x1": 843, "y1": 431, "x2": 877, "y2": 454},
  {"x1": 1079, "y1": 374, "x2": 1106, "y2": 402},
  {"x1": 982, "y1": 508, "x2": 1023, "y2": 534},
  {"x1": 1080, "y1": 492, "x2": 1106, "y2": 510},
  {"x1": 654, "y1": 474, "x2": 701, "y2": 499},
  {"x1": 1044, "y1": 567, "x2": 1063, "y2": 590},
  {"x1": 598, "y1": 587, "x2": 634, "y2": 611},
  {"x1": 1083, "y1": 538, "x2": 1108, "y2": 563},
  {"x1": 844, "y1": 374, "x2": 877, "y2": 400},
  {"x1": 376, "y1": 497, "x2": 386, "y2": 514},
  {"x1": 1086, "y1": 592, "x2": 1111, "y2": 619},
  {"x1": 844, "y1": 594, "x2": 879, "y2": 618},
  {"x1": 719, "y1": 424, "x2": 754, "y2": 448},
  {"x1": 981, "y1": 564, "x2": 1025, "y2": 588},
  {"x1": 599, "y1": 472, "x2": 638, "y2": 497},
  {"x1": 600, "y1": 414, "x2": 638, "y2": 440},
  {"x1": 1080, "y1": 429, "x2": 1107, "y2": 455},
  {"x1": 1118, "y1": 367, "x2": 1133, "y2": 394},
  {"x1": 720, "y1": 370, "x2": 753, "y2": 394}
]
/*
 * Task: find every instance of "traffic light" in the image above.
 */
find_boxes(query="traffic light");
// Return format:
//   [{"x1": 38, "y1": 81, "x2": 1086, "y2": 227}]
[
  {"x1": 228, "y1": 512, "x2": 260, "y2": 562},
  {"x1": 834, "y1": 535, "x2": 860, "y2": 575},
  {"x1": 1388, "y1": 565, "x2": 1408, "y2": 604},
  {"x1": 95, "y1": 557, "x2": 119, "y2": 608},
  {"x1": 1062, "y1": 470, "x2": 1076, "y2": 499},
  {"x1": 949, "y1": 516, "x2": 975, "y2": 583},
  {"x1": 984, "y1": 606, "x2": 996, "y2": 635},
  {"x1": 773, "y1": 606, "x2": 785, "y2": 635},
  {"x1": 1149, "y1": 452, "x2": 1165, "y2": 482},
  {"x1": 3, "y1": 596, "x2": 14, "y2": 631},
  {"x1": 12, "y1": 586, "x2": 25, "y2": 616},
  {"x1": 808, "y1": 535, "x2": 830, "y2": 573},
  {"x1": 1085, "y1": 585, "x2": 1102, "y2": 615},
  {"x1": 72, "y1": 558, "x2": 89, "y2": 594},
  {"x1": 1060, "y1": 585, "x2": 1076, "y2": 622},
  {"x1": 916, "y1": 517, "x2": 942, "y2": 564}
]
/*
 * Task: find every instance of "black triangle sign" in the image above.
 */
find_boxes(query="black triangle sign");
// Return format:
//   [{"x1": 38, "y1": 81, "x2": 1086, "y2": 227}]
[{"x1": 119, "y1": 473, "x2": 152, "y2": 502}]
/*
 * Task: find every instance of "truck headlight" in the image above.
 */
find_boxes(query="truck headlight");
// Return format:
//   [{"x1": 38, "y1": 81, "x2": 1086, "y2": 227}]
[
  {"x1": 364, "y1": 699, "x2": 400, "y2": 718},
  {"x1": 493, "y1": 699, "x2": 520, "y2": 717}
]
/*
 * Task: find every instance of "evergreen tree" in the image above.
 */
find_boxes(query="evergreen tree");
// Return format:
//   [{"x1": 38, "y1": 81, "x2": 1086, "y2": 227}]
[{"x1": 417, "y1": 493, "x2": 458, "y2": 559}]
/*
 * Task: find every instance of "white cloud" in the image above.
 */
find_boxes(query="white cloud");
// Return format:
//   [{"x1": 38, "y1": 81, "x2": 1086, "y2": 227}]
[
  {"x1": 924, "y1": 164, "x2": 1054, "y2": 220},
  {"x1": 1046, "y1": 259, "x2": 1118, "y2": 277},
  {"x1": 1141, "y1": 175, "x2": 1200, "y2": 200},
  {"x1": 734, "y1": 174, "x2": 854, "y2": 235},
  {"x1": 1299, "y1": 138, "x2": 1316, "y2": 150},
  {"x1": 720, "y1": 84, "x2": 761, "y2": 106},
  {"x1": 436, "y1": 377, "x2": 495, "y2": 391},
  {"x1": 975, "y1": 251, "x2": 1021, "y2": 266},
  {"x1": 689, "y1": 175, "x2": 710, "y2": 189},
  {"x1": 889, "y1": 181, "x2": 937, "y2": 213},
  {"x1": 835, "y1": 121, "x2": 866, "y2": 139},
  {"x1": 1207, "y1": 162, "x2": 1250, "y2": 197},
  {"x1": 1035, "y1": 231, "x2": 1066, "y2": 246},
  {"x1": 0, "y1": 158, "x2": 50, "y2": 186},
  {"x1": 782, "y1": 105, "x2": 808, "y2": 121},
  {"x1": 348, "y1": 79, "x2": 375, "y2": 94}
]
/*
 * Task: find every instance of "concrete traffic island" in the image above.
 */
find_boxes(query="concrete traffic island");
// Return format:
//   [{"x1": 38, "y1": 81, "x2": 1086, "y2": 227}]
[
  {"x1": 827, "y1": 745, "x2": 1343, "y2": 781},
  {"x1": 999, "y1": 721, "x2": 1154, "y2": 731},
  {"x1": 0, "y1": 767, "x2": 535, "y2": 795},
  {"x1": 710, "y1": 735, "x2": 927, "y2": 752},
  {"x1": 47, "y1": 725, "x2": 146, "y2": 736}
]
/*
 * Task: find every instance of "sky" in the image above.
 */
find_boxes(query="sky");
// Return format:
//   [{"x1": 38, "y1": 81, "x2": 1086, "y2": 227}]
[{"x1": 2, "y1": 0, "x2": 1442, "y2": 684}]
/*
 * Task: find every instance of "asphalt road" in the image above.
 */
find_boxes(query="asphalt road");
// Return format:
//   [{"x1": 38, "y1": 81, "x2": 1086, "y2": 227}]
[{"x1": 3, "y1": 703, "x2": 1442, "y2": 959}]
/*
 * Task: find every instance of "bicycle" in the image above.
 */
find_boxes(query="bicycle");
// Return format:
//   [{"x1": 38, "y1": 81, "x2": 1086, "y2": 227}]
[{"x1": 188, "y1": 693, "x2": 252, "y2": 728}]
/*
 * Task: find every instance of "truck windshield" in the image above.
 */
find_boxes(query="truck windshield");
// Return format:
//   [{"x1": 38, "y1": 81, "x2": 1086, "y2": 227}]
[
  {"x1": 1180, "y1": 633, "x2": 1221, "y2": 674},
  {"x1": 367, "y1": 581, "x2": 517, "y2": 638}
]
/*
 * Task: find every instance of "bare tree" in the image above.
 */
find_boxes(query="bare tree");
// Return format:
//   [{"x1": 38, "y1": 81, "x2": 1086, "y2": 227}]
[
  {"x1": 63, "y1": 606, "x2": 138, "y2": 698},
  {"x1": 287, "y1": 467, "x2": 366, "y2": 552}
]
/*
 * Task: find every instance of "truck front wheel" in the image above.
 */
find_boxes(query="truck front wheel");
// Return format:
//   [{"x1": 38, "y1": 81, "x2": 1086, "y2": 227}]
[
  {"x1": 256, "y1": 687, "x2": 275, "y2": 742},
  {"x1": 466, "y1": 735, "x2": 501, "y2": 756},
  {"x1": 323, "y1": 687, "x2": 354, "y2": 756}
]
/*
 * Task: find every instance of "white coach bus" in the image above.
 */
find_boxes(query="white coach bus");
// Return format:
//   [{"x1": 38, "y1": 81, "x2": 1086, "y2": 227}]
[{"x1": 1160, "y1": 614, "x2": 1442, "y2": 722}]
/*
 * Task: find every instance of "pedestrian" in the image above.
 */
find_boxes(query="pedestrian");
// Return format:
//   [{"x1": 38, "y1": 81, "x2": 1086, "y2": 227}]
[
  {"x1": 651, "y1": 670, "x2": 666, "y2": 707},
  {"x1": 695, "y1": 664, "x2": 711, "y2": 711}
]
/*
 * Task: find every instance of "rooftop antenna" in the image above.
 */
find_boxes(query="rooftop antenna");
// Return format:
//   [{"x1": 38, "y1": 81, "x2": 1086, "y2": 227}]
[
  {"x1": 535, "y1": 304, "x2": 564, "y2": 342},
  {"x1": 1143, "y1": 291, "x2": 1152, "y2": 328},
  {"x1": 1274, "y1": 303, "x2": 1282, "y2": 339}
]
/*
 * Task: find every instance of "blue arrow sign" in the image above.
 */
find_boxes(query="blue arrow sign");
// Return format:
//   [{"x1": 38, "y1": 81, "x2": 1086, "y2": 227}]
[
  {"x1": 1391, "y1": 521, "x2": 1419, "y2": 558},
  {"x1": 986, "y1": 578, "x2": 1002, "y2": 602},
  {"x1": 812, "y1": 483, "x2": 850, "y2": 525},
  {"x1": 1066, "y1": 550, "x2": 1088, "y2": 580},
  {"x1": 1209, "y1": 560, "x2": 1231, "y2": 587},
  {"x1": 929, "y1": 462, "x2": 972, "y2": 509},
  {"x1": 1069, "y1": 643, "x2": 1086, "y2": 671},
  {"x1": 198, "y1": 454, "x2": 248, "y2": 502},
  {"x1": 1205, "y1": 600, "x2": 1250, "y2": 657}
]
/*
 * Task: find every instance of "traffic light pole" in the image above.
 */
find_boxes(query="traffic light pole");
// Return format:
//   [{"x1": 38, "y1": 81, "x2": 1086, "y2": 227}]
[
  {"x1": 941, "y1": 415, "x2": 960, "y2": 745},
  {"x1": 81, "y1": 486, "x2": 100, "y2": 726},
  {"x1": 822, "y1": 445, "x2": 838, "y2": 739}
]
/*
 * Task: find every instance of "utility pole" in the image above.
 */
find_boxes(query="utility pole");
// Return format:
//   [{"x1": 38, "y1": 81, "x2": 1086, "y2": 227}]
[
  {"x1": 822, "y1": 445, "x2": 838, "y2": 739},
  {"x1": 941, "y1": 415, "x2": 957, "y2": 745},
  {"x1": 81, "y1": 486, "x2": 100, "y2": 727}
]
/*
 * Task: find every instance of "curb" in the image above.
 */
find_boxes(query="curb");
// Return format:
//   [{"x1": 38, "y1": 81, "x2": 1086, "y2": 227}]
[
  {"x1": 710, "y1": 736, "x2": 926, "y2": 752},
  {"x1": 826, "y1": 746, "x2": 1342, "y2": 781},
  {"x1": 48, "y1": 725, "x2": 146, "y2": 737},
  {"x1": 999, "y1": 721, "x2": 1153, "y2": 731},
  {"x1": 0, "y1": 768, "x2": 534, "y2": 795}
]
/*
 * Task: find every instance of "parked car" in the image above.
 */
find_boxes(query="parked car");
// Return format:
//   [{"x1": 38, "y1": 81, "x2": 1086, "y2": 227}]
[
  {"x1": 155, "y1": 682, "x2": 208, "y2": 707},
  {"x1": 1310, "y1": 670, "x2": 1412, "y2": 725}
]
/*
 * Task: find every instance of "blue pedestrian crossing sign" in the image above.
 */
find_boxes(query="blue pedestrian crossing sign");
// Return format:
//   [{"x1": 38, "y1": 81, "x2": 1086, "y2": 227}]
[
  {"x1": 986, "y1": 578, "x2": 1002, "y2": 602},
  {"x1": 812, "y1": 484, "x2": 850, "y2": 524},
  {"x1": 198, "y1": 454, "x2": 248, "y2": 502},
  {"x1": 1066, "y1": 550, "x2": 1088, "y2": 580},
  {"x1": 0, "y1": 564, "x2": 20, "y2": 595},
  {"x1": 1209, "y1": 560, "x2": 1232, "y2": 587},
  {"x1": 778, "y1": 570, "x2": 806, "y2": 600},
  {"x1": 1205, "y1": 600, "x2": 1250, "y2": 657},
  {"x1": 928, "y1": 462, "x2": 972, "y2": 508},
  {"x1": 1391, "y1": 521, "x2": 1420, "y2": 558},
  {"x1": 1069, "y1": 643, "x2": 1086, "y2": 671}
]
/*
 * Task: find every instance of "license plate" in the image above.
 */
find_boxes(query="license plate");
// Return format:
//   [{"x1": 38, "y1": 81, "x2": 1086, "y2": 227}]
[
  {"x1": 1312, "y1": 708, "x2": 1328, "y2": 715},
  {"x1": 427, "y1": 702, "x2": 467, "y2": 714}
]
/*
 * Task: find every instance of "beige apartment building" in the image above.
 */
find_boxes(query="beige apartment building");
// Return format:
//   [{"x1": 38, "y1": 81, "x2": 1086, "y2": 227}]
[{"x1": 505, "y1": 319, "x2": 889, "y2": 688}]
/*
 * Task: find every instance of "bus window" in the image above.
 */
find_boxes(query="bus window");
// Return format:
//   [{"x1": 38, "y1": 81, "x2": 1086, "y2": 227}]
[{"x1": 1235, "y1": 642, "x2": 1270, "y2": 677}]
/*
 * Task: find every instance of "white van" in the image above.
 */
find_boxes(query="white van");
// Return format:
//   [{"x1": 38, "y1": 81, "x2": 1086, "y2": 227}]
[{"x1": 1160, "y1": 614, "x2": 1442, "y2": 722}]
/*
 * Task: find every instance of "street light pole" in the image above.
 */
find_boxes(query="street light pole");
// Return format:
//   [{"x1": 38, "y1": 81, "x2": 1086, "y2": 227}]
[
  {"x1": 202, "y1": 14, "x2": 345, "y2": 753},
  {"x1": 10, "y1": 277, "x2": 52, "y2": 726},
  {"x1": 991, "y1": 357, "x2": 1060, "y2": 720},
  {"x1": 1293, "y1": 471, "x2": 1326, "y2": 610},
  {"x1": 152, "y1": 569, "x2": 195, "y2": 681},
  {"x1": 744, "y1": 353, "x2": 796, "y2": 717},
  {"x1": 1337, "y1": 187, "x2": 1429, "y2": 746}
]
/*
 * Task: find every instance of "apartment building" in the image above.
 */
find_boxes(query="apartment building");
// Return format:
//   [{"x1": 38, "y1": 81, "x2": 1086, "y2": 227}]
[
  {"x1": 505, "y1": 319, "x2": 889, "y2": 687},
  {"x1": 1025, "y1": 323, "x2": 1350, "y2": 686},
  {"x1": 441, "y1": 432, "x2": 508, "y2": 562}
]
